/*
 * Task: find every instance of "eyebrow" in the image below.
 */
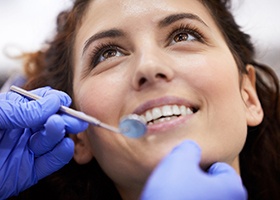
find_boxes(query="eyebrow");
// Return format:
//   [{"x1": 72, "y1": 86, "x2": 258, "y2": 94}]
[
  {"x1": 83, "y1": 29, "x2": 125, "y2": 55},
  {"x1": 82, "y1": 13, "x2": 207, "y2": 55},
  {"x1": 158, "y1": 13, "x2": 208, "y2": 28}
]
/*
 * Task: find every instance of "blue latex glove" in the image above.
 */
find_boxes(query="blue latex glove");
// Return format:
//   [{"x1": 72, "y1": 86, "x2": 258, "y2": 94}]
[
  {"x1": 0, "y1": 87, "x2": 88, "y2": 199},
  {"x1": 141, "y1": 140, "x2": 247, "y2": 200}
]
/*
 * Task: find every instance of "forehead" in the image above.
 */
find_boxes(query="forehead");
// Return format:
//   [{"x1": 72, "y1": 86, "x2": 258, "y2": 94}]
[{"x1": 81, "y1": 0, "x2": 214, "y2": 28}]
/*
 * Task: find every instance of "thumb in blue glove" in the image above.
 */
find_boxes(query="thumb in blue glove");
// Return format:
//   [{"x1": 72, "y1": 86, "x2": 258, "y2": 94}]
[
  {"x1": 0, "y1": 86, "x2": 71, "y2": 129},
  {"x1": 141, "y1": 140, "x2": 247, "y2": 200}
]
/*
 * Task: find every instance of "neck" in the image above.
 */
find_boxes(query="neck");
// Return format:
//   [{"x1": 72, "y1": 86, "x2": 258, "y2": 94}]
[
  {"x1": 116, "y1": 181, "x2": 144, "y2": 200},
  {"x1": 231, "y1": 156, "x2": 240, "y2": 175}
]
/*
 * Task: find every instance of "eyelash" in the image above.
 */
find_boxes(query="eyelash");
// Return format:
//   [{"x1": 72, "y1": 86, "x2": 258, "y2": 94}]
[
  {"x1": 167, "y1": 23, "x2": 205, "y2": 45},
  {"x1": 89, "y1": 42, "x2": 123, "y2": 68},
  {"x1": 89, "y1": 24, "x2": 205, "y2": 68}
]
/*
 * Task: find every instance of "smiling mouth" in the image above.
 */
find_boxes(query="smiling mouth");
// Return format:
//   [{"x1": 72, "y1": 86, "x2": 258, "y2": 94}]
[{"x1": 137, "y1": 105, "x2": 198, "y2": 125}]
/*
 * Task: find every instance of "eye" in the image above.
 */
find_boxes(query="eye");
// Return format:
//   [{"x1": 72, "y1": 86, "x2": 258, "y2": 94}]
[
  {"x1": 90, "y1": 44, "x2": 125, "y2": 67},
  {"x1": 168, "y1": 24, "x2": 204, "y2": 45},
  {"x1": 173, "y1": 33, "x2": 196, "y2": 43},
  {"x1": 99, "y1": 47, "x2": 123, "y2": 62}
]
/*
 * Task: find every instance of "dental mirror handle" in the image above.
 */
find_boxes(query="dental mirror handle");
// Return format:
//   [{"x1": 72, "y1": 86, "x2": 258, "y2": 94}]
[{"x1": 9, "y1": 85, "x2": 120, "y2": 133}]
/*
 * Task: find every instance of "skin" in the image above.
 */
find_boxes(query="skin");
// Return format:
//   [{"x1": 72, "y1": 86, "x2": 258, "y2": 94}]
[{"x1": 71, "y1": 0, "x2": 263, "y2": 199}]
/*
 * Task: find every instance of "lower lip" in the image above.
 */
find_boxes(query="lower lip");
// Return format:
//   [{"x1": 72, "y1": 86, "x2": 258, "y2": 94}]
[{"x1": 145, "y1": 114, "x2": 194, "y2": 134}]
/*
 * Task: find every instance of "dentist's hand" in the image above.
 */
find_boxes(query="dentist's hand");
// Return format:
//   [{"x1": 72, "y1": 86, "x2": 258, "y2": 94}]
[
  {"x1": 141, "y1": 140, "x2": 247, "y2": 200},
  {"x1": 0, "y1": 87, "x2": 88, "y2": 199}
]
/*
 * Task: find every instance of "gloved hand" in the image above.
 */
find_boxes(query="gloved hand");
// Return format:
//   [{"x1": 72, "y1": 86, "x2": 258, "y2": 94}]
[
  {"x1": 0, "y1": 87, "x2": 88, "y2": 199},
  {"x1": 141, "y1": 140, "x2": 247, "y2": 200}
]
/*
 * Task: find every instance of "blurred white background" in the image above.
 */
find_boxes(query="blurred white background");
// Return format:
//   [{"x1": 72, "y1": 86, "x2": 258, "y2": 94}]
[
  {"x1": 0, "y1": 0, "x2": 279, "y2": 86},
  {"x1": 0, "y1": 0, "x2": 72, "y2": 85},
  {"x1": 231, "y1": 0, "x2": 280, "y2": 76}
]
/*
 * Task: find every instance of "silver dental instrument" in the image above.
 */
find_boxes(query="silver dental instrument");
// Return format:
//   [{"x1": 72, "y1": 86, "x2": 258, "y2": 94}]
[{"x1": 10, "y1": 85, "x2": 147, "y2": 138}]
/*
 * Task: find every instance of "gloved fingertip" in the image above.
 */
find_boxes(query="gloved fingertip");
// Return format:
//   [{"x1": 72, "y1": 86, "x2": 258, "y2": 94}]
[
  {"x1": 46, "y1": 90, "x2": 72, "y2": 107},
  {"x1": 155, "y1": 140, "x2": 202, "y2": 173},
  {"x1": 207, "y1": 162, "x2": 247, "y2": 199},
  {"x1": 37, "y1": 94, "x2": 61, "y2": 114},
  {"x1": 68, "y1": 121, "x2": 88, "y2": 134},
  {"x1": 62, "y1": 137, "x2": 75, "y2": 154},
  {"x1": 45, "y1": 114, "x2": 65, "y2": 133},
  {"x1": 171, "y1": 140, "x2": 201, "y2": 158},
  {"x1": 61, "y1": 114, "x2": 89, "y2": 134},
  {"x1": 51, "y1": 137, "x2": 75, "y2": 164},
  {"x1": 208, "y1": 162, "x2": 237, "y2": 176}
]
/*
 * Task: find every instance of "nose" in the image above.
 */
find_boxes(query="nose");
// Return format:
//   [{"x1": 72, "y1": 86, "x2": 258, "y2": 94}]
[{"x1": 131, "y1": 50, "x2": 174, "y2": 90}]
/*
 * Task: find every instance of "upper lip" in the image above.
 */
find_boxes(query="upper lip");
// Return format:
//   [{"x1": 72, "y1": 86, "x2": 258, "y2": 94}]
[{"x1": 132, "y1": 96, "x2": 199, "y2": 116}]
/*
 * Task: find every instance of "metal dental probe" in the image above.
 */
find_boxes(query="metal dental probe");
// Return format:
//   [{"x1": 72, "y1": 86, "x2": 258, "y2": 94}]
[{"x1": 10, "y1": 85, "x2": 147, "y2": 137}]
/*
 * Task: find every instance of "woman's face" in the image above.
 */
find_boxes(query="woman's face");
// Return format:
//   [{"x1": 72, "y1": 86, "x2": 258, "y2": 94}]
[{"x1": 72, "y1": 0, "x2": 261, "y2": 197}]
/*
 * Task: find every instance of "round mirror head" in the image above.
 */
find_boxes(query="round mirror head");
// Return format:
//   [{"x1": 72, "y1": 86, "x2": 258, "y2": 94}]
[{"x1": 119, "y1": 114, "x2": 147, "y2": 138}]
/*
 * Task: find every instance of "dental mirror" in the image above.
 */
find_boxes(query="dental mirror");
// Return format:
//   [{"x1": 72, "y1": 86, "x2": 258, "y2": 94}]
[
  {"x1": 119, "y1": 114, "x2": 147, "y2": 138},
  {"x1": 10, "y1": 85, "x2": 147, "y2": 138}
]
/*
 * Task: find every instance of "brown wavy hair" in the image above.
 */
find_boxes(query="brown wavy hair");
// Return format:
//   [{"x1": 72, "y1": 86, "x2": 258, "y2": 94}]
[{"x1": 13, "y1": 0, "x2": 280, "y2": 199}]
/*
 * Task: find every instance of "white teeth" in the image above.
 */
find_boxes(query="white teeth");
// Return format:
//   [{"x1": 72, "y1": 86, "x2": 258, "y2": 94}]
[
  {"x1": 172, "y1": 105, "x2": 180, "y2": 115},
  {"x1": 162, "y1": 105, "x2": 172, "y2": 116},
  {"x1": 180, "y1": 105, "x2": 187, "y2": 116},
  {"x1": 186, "y1": 107, "x2": 193, "y2": 115},
  {"x1": 152, "y1": 107, "x2": 162, "y2": 120},
  {"x1": 140, "y1": 115, "x2": 147, "y2": 124},
  {"x1": 179, "y1": 106, "x2": 193, "y2": 116},
  {"x1": 140, "y1": 105, "x2": 194, "y2": 124},
  {"x1": 145, "y1": 111, "x2": 153, "y2": 122}
]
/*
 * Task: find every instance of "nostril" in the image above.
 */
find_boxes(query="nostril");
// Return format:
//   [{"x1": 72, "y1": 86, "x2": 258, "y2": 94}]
[
  {"x1": 155, "y1": 73, "x2": 167, "y2": 79},
  {"x1": 138, "y1": 73, "x2": 168, "y2": 87},
  {"x1": 138, "y1": 77, "x2": 147, "y2": 86}
]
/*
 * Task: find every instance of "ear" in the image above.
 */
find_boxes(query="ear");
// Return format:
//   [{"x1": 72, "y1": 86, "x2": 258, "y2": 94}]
[
  {"x1": 70, "y1": 131, "x2": 94, "y2": 164},
  {"x1": 241, "y1": 65, "x2": 264, "y2": 126}
]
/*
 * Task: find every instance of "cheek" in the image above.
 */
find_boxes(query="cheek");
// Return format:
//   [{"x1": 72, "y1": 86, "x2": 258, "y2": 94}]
[
  {"x1": 178, "y1": 53, "x2": 242, "y2": 109},
  {"x1": 73, "y1": 71, "x2": 128, "y2": 126},
  {"x1": 177, "y1": 54, "x2": 247, "y2": 164}
]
